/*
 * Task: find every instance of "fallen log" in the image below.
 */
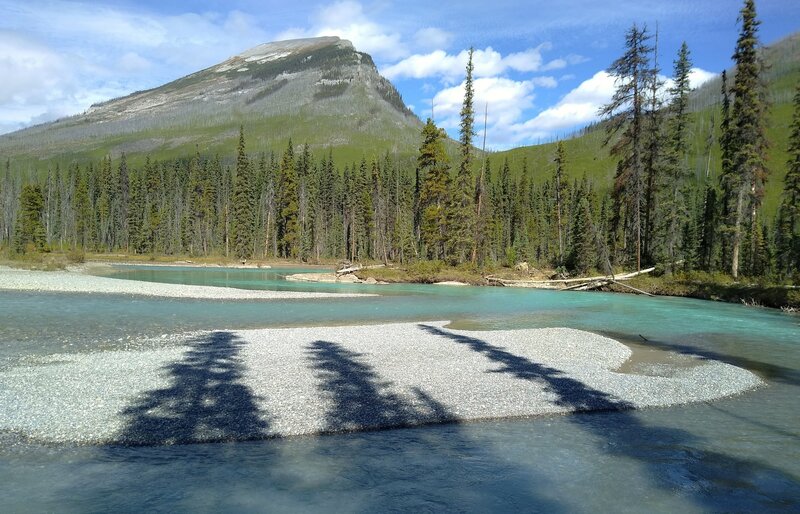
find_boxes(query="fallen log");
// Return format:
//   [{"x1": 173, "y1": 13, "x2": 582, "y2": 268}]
[
  {"x1": 609, "y1": 279, "x2": 654, "y2": 296},
  {"x1": 336, "y1": 263, "x2": 387, "y2": 275}
]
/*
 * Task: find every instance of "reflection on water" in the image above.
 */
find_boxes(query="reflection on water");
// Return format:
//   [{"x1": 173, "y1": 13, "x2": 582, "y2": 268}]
[{"x1": 0, "y1": 265, "x2": 798, "y2": 511}]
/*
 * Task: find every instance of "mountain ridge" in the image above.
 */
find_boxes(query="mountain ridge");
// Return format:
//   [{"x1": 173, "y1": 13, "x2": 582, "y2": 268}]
[{"x1": 0, "y1": 36, "x2": 422, "y2": 167}]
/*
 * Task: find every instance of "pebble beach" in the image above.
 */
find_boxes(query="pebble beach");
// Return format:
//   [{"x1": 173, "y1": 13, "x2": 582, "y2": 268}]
[
  {"x1": 0, "y1": 266, "x2": 370, "y2": 300},
  {"x1": 0, "y1": 320, "x2": 763, "y2": 445}
]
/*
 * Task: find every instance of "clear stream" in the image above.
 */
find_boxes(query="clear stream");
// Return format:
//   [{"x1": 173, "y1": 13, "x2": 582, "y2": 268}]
[{"x1": 1, "y1": 265, "x2": 798, "y2": 512}]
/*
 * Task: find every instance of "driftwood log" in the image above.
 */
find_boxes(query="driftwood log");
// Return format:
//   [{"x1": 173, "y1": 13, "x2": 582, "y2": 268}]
[{"x1": 486, "y1": 266, "x2": 657, "y2": 295}]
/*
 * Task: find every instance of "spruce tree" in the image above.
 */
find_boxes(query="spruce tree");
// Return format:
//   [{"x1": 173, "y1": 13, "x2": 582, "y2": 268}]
[
  {"x1": 553, "y1": 141, "x2": 568, "y2": 265},
  {"x1": 601, "y1": 23, "x2": 656, "y2": 271},
  {"x1": 661, "y1": 42, "x2": 693, "y2": 268},
  {"x1": 232, "y1": 126, "x2": 255, "y2": 260},
  {"x1": 726, "y1": 0, "x2": 768, "y2": 279},
  {"x1": 12, "y1": 184, "x2": 46, "y2": 253},
  {"x1": 777, "y1": 83, "x2": 800, "y2": 278},
  {"x1": 642, "y1": 28, "x2": 664, "y2": 263},
  {"x1": 418, "y1": 118, "x2": 450, "y2": 260},
  {"x1": 448, "y1": 47, "x2": 476, "y2": 264},
  {"x1": 567, "y1": 195, "x2": 596, "y2": 275},
  {"x1": 278, "y1": 140, "x2": 299, "y2": 258}
]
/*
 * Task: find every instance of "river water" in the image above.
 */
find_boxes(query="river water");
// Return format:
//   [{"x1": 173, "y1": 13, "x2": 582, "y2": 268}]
[{"x1": 1, "y1": 265, "x2": 798, "y2": 512}]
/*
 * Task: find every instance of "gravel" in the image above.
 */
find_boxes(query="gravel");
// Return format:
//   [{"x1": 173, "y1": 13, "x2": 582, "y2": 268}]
[
  {"x1": 0, "y1": 322, "x2": 763, "y2": 445},
  {"x1": 0, "y1": 267, "x2": 370, "y2": 300}
]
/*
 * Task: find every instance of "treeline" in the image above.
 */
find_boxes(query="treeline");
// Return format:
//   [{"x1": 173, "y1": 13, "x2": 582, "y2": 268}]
[{"x1": 1, "y1": 0, "x2": 799, "y2": 281}]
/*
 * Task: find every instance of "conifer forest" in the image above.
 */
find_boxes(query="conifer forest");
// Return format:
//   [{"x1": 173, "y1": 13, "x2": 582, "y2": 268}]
[{"x1": 1, "y1": 0, "x2": 799, "y2": 282}]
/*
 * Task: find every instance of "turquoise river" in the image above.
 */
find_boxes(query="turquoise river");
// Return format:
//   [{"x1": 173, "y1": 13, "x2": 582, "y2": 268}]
[{"x1": 1, "y1": 265, "x2": 798, "y2": 512}]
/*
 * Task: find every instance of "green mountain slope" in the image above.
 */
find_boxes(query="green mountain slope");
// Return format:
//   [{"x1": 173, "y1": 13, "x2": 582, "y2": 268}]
[
  {"x1": 0, "y1": 37, "x2": 423, "y2": 169},
  {"x1": 496, "y1": 32, "x2": 800, "y2": 217}
]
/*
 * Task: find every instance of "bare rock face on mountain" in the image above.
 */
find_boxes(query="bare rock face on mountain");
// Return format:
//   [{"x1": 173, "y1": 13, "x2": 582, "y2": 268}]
[{"x1": 0, "y1": 37, "x2": 422, "y2": 161}]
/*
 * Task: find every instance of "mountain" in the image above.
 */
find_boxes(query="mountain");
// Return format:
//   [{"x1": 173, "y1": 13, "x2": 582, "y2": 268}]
[
  {"x1": 495, "y1": 32, "x2": 800, "y2": 216},
  {"x1": 0, "y1": 37, "x2": 423, "y2": 167}
]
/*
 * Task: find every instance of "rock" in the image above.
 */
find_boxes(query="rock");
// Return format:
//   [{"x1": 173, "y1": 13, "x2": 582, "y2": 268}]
[
  {"x1": 364, "y1": 277, "x2": 378, "y2": 284},
  {"x1": 514, "y1": 261, "x2": 529, "y2": 272},
  {"x1": 337, "y1": 273, "x2": 362, "y2": 283}
]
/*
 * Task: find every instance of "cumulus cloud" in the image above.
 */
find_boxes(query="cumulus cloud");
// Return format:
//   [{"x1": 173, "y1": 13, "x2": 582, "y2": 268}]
[
  {"x1": 382, "y1": 44, "x2": 574, "y2": 83},
  {"x1": 277, "y1": 0, "x2": 407, "y2": 61},
  {"x1": 413, "y1": 27, "x2": 453, "y2": 51},
  {"x1": 689, "y1": 68, "x2": 717, "y2": 88},
  {"x1": 0, "y1": 32, "x2": 69, "y2": 104},
  {"x1": 0, "y1": 0, "x2": 275, "y2": 134},
  {"x1": 516, "y1": 71, "x2": 615, "y2": 139},
  {"x1": 119, "y1": 52, "x2": 151, "y2": 73},
  {"x1": 430, "y1": 77, "x2": 539, "y2": 148}
]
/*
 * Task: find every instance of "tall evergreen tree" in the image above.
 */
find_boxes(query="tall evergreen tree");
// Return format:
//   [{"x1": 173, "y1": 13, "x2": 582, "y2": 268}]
[
  {"x1": 232, "y1": 126, "x2": 256, "y2": 260},
  {"x1": 642, "y1": 27, "x2": 664, "y2": 263},
  {"x1": 725, "y1": 0, "x2": 768, "y2": 279},
  {"x1": 418, "y1": 118, "x2": 450, "y2": 260},
  {"x1": 777, "y1": 83, "x2": 800, "y2": 278},
  {"x1": 278, "y1": 139, "x2": 299, "y2": 258},
  {"x1": 552, "y1": 141, "x2": 568, "y2": 265},
  {"x1": 448, "y1": 47, "x2": 476, "y2": 264},
  {"x1": 601, "y1": 23, "x2": 656, "y2": 271},
  {"x1": 13, "y1": 184, "x2": 46, "y2": 253},
  {"x1": 661, "y1": 41, "x2": 693, "y2": 268}
]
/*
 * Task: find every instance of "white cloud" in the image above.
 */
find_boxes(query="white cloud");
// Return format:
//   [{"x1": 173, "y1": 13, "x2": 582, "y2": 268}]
[
  {"x1": 382, "y1": 44, "x2": 582, "y2": 83},
  {"x1": 431, "y1": 77, "x2": 537, "y2": 148},
  {"x1": 516, "y1": 70, "x2": 615, "y2": 139},
  {"x1": 0, "y1": 1, "x2": 274, "y2": 134},
  {"x1": 531, "y1": 76, "x2": 558, "y2": 88},
  {"x1": 277, "y1": 0, "x2": 407, "y2": 61},
  {"x1": 413, "y1": 27, "x2": 453, "y2": 50},
  {"x1": 119, "y1": 52, "x2": 151, "y2": 73},
  {"x1": 689, "y1": 68, "x2": 717, "y2": 88},
  {"x1": 0, "y1": 32, "x2": 68, "y2": 104}
]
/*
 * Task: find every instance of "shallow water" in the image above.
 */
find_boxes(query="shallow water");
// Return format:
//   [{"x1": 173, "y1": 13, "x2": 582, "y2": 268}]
[{"x1": 1, "y1": 265, "x2": 798, "y2": 512}]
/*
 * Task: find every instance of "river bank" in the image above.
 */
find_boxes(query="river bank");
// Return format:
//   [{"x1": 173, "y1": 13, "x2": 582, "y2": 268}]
[
  {"x1": 4, "y1": 252, "x2": 797, "y2": 309},
  {"x1": 0, "y1": 266, "x2": 370, "y2": 300}
]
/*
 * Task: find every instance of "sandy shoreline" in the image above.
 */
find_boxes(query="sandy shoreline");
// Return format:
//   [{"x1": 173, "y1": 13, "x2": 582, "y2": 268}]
[
  {"x1": 0, "y1": 266, "x2": 371, "y2": 300},
  {"x1": 0, "y1": 322, "x2": 762, "y2": 445}
]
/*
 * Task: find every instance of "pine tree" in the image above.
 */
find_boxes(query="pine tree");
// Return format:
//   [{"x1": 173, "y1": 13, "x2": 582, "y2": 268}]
[
  {"x1": 642, "y1": 28, "x2": 664, "y2": 263},
  {"x1": 552, "y1": 141, "x2": 568, "y2": 265},
  {"x1": 117, "y1": 153, "x2": 130, "y2": 251},
  {"x1": 278, "y1": 139, "x2": 299, "y2": 258},
  {"x1": 601, "y1": 23, "x2": 656, "y2": 271},
  {"x1": 567, "y1": 195, "x2": 596, "y2": 275},
  {"x1": 448, "y1": 47, "x2": 476, "y2": 264},
  {"x1": 232, "y1": 127, "x2": 256, "y2": 260},
  {"x1": 661, "y1": 42, "x2": 693, "y2": 268},
  {"x1": 726, "y1": 0, "x2": 768, "y2": 279},
  {"x1": 12, "y1": 184, "x2": 46, "y2": 253},
  {"x1": 777, "y1": 83, "x2": 800, "y2": 278},
  {"x1": 418, "y1": 118, "x2": 450, "y2": 260}
]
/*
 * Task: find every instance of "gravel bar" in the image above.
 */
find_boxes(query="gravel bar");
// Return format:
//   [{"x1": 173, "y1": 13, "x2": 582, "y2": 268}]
[
  {"x1": 0, "y1": 322, "x2": 763, "y2": 446},
  {"x1": 0, "y1": 267, "x2": 370, "y2": 299}
]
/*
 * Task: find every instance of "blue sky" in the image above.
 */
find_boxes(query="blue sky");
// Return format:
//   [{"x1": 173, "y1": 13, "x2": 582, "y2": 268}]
[{"x1": 1, "y1": 0, "x2": 798, "y2": 149}]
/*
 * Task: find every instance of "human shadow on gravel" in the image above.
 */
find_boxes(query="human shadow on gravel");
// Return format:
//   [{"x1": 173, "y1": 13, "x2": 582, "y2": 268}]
[
  {"x1": 118, "y1": 331, "x2": 270, "y2": 445},
  {"x1": 419, "y1": 324, "x2": 800, "y2": 512},
  {"x1": 305, "y1": 339, "x2": 563, "y2": 511}
]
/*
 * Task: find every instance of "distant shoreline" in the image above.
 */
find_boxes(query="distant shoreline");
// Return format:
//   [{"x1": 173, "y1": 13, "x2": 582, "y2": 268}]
[{"x1": 0, "y1": 265, "x2": 370, "y2": 300}]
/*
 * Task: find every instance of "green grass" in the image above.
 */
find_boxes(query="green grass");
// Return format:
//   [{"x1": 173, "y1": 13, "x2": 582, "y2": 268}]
[{"x1": 622, "y1": 271, "x2": 800, "y2": 309}]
